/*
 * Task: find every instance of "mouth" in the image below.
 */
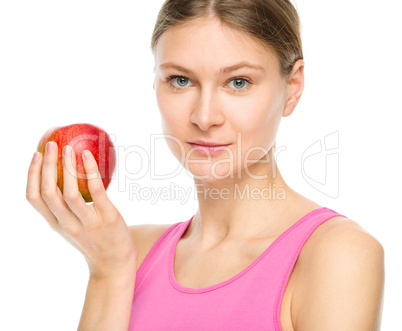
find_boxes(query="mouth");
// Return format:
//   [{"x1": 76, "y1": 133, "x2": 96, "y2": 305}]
[
  {"x1": 188, "y1": 142, "x2": 231, "y2": 156},
  {"x1": 188, "y1": 140, "x2": 231, "y2": 147}
]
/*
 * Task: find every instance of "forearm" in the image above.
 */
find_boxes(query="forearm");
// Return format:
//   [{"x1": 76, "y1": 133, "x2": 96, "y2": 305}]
[{"x1": 77, "y1": 272, "x2": 136, "y2": 331}]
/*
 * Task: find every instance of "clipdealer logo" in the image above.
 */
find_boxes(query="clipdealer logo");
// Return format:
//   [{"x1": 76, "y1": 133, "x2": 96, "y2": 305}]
[
  {"x1": 128, "y1": 182, "x2": 287, "y2": 205},
  {"x1": 110, "y1": 130, "x2": 340, "y2": 202}
]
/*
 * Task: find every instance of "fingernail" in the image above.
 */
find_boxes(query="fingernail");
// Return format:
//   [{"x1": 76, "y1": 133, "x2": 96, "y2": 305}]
[
  {"x1": 83, "y1": 150, "x2": 91, "y2": 160},
  {"x1": 32, "y1": 152, "x2": 40, "y2": 162},
  {"x1": 64, "y1": 145, "x2": 72, "y2": 157},
  {"x1": 45, "y1": 141, "x2": 54, "y2": 154}
]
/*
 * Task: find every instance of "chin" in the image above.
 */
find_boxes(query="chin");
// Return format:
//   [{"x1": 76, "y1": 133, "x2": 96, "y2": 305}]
[{"x1": 187, "y1": 164, "x2": 236, "y2": 183}]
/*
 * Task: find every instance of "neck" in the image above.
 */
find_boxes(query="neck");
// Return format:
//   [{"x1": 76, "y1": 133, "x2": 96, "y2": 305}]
[{"x1": 188, "y1": 151, "x2": 298, "y2": 249}]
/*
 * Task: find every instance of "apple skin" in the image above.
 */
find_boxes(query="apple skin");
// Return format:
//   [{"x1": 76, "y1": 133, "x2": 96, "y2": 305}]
[{"x1": 37, "y1": 123, "x2": 116, "y2": 203}]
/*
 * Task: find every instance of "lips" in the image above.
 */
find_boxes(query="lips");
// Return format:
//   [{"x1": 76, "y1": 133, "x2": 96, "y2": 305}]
[
  {"x1": 188, "y1": 141, "x2": 231, "y2": 156},
  {"x1": 188, "y1": 140, "x2": 230, "y2": 147}
]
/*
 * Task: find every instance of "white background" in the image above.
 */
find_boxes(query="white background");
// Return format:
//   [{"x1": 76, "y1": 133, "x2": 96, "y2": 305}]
[{"x1": 1, "y1": 0, "x2": 401, "y2": 329}]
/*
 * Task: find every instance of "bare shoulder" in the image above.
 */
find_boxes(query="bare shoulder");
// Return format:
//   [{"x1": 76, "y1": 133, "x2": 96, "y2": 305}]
[
  {"x1": 292, "y1": 218, "x2": 385, "y2": 330},
  {"x1": 129, "y1": 223, "x2": 174, "y2": 272}
]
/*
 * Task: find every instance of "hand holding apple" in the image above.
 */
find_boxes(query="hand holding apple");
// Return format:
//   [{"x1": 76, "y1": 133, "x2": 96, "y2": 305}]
[
  {"x1": 36, "y1": 123, "x2": 116, "y2": 202},
  {"x1": 26, "y1": 123, "x2": 138, "y2": 281}
]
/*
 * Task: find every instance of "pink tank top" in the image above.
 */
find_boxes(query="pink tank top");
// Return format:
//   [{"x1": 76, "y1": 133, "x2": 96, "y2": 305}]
[{"x1": 129, "y1": 207, "x2": 348, "y2": 330}]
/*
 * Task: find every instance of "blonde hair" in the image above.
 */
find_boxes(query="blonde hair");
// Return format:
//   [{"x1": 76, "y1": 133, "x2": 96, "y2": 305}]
[{"x1": 150, "y1": 0, "x2": 303, "y2": 79}]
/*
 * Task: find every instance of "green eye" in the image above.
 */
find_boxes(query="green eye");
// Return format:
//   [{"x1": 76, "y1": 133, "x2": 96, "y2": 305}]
[
  {"x1": 166, "y1": 75, "x2": 252, "y2": 95},
  {"x1": 176, "y1": 77, "x2": 189, "y2": 87},
  {"x1": 233, "y1": 79, "x2": 247, "y2": 89}
]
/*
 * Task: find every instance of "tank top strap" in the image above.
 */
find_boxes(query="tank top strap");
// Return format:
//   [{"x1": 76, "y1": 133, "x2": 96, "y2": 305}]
[
  {"x1": 135, "y1": 221, "x2": 184, "y2": 286},
  {"x1": 268, "y1": 206, "x2": 348, "y2": 329}
]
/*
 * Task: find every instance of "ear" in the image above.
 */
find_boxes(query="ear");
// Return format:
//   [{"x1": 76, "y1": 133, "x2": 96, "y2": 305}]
[{"x1": 283, "y1": 59, "x2": 305, "y2": 117}]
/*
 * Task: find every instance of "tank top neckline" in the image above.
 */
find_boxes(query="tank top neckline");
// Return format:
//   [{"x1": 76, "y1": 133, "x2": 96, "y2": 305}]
[{"x1": 169, "y1": 206, "x2": 332, "y2": 294}]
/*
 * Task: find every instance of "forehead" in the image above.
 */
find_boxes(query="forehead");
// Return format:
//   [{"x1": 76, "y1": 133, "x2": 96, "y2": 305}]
[{"x1": 154, "y1": 18, "x2": 279, "y2": 75}]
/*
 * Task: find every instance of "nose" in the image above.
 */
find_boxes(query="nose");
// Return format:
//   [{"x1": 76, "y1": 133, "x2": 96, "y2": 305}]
[{"x1": 190, "y1": 89, "x2": 225, "y2": 131}]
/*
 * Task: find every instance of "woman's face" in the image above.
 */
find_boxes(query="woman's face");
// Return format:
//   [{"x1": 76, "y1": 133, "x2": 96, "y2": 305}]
[{"x1": 153, "y1": 17, "x2": 292, "y2": 182}]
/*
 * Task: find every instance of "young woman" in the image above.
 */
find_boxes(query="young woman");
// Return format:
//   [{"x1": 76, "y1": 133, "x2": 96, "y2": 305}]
[{"x1": 26, "y1": 0, "x2": 384, "y2": 330}]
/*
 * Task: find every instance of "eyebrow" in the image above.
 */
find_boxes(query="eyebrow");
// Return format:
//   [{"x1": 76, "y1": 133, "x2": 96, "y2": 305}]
[{"x1": 158, "y1": 61, "x2": 265, "y2": 75}]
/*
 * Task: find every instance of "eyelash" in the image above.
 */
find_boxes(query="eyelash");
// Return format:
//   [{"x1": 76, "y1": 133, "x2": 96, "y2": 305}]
[{"x1": 166, "y1": 75, "x2": 253, "y2": 95}]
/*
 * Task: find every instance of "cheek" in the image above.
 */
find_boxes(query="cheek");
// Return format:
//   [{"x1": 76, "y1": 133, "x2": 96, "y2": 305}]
[
  {"x1": 155, "y1": 90, "x2": 188, "y2": 162},
  {"x1": 156, "y1": 90, "x2": 175, "y2": 134},
  {"x1": 231, "y1": 97, "x2": 281, "y2": 160},
  {"x1": 156, "y1": 88, "x2": 189, "y2": 133}
]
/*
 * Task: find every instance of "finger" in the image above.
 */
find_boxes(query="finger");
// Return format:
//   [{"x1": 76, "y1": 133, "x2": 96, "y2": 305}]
[
  {"x1": 26, "y1": 151, "x2": 60, "y2": 231},
  {"x1": 62, "y1": 145, "x2": 91, "y2": 220},
  {"x1": 40, "y1": 141, "x2": 76, "y2": 222},
  {"x1": 82, "y1": 150, "x2": 113, "y2": 214}
]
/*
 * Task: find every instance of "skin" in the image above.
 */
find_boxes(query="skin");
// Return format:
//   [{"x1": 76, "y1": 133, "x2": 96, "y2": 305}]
[
  {"x1": 153, "y1": 17, "x2": 306, "y2": 246},
  {"x1": 152, "y1": 17, "x2": 385, "y2": 330}
]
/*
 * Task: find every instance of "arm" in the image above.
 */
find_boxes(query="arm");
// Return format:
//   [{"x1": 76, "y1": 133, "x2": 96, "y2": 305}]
[
  {"x1": 77, "y1": 224, "x2": 173, "y2": 330},
  {"x1": 26, "y1": 144, "x2": 138, "y2": 330},
  {"x1": 292, "y1": 222, "x2": 385, "y2": 331},
  {"x1": 78, "y1": 272, "x2": 136, "y2": 331}
]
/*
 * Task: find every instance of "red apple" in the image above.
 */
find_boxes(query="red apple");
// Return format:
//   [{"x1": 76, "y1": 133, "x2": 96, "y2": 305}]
[{"x1": 37, "y1": 123, "x2": 116, "y2": 202}]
